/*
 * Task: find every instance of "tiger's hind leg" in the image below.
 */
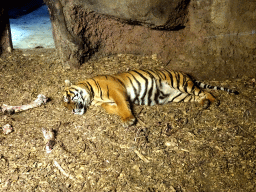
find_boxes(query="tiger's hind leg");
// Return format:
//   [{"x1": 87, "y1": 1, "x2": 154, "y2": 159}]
[
  {"x1": 165, "y1": 86, "x2": 216, "y2": 108},
  {"x1": 182, "y1": 93, "x2": 215, "y2": 109},
  {"x1": 160, "y1": 81, "x2": 215, "y2": 108},
  {"x1": 183, "y1": 79, "x2": 217, "y2": 108},
  {"x1": 198, "y1": 92, "x2": 217, "y2": 108},
  {"x1": 101, "y1": 90, "x2": 135, "y2": 127}
]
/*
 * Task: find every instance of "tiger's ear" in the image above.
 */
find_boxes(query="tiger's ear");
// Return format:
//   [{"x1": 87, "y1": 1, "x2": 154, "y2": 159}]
[
  {"x1": 65, "y1": 80, "x2": 72, "y2": 87},
  {"x1": 63, "y1": 96, "x2": 69, "y2": 103}
]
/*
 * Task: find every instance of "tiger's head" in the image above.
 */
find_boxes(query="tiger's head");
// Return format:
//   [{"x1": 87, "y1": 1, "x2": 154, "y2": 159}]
[{"x1": 63, "y1": 80, "x2": 91, "y2": 115}]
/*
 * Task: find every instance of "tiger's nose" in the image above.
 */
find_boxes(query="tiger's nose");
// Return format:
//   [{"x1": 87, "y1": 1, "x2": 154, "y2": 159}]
[{"x1": 78, "y1": 102, "x2": 84, "y2": 109}]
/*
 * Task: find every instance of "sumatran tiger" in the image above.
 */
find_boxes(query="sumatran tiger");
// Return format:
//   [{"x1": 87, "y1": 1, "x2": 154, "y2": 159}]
[{"x1": 63, "y1": 69, "x2": 238, "y2": 127}]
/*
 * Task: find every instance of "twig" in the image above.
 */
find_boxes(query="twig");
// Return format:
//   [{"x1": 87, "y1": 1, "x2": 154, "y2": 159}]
[
  {"x1": 133, "y1": 149, "x2": 150, "y2": 163},
  {"x1": 137, "y1": 117, "x2": 146, "y2": 126},
  {"x1": 134, "y1": 127, "x2": 142, "y2": 142},
  {"x1": 134, "y1": 118, "x2": 147, "y2": 142},
  {"x1": 110, "y1": 141, "x2": 150, "y2": 163},
  {"x1": 53, "y1": 160, "x2": 76, "y2": 181}
]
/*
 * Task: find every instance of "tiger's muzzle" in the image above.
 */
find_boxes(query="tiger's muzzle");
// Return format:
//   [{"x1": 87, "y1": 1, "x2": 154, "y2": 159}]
[{"x1": 72, "y1": 102, "x2": 86, "y2": 115}]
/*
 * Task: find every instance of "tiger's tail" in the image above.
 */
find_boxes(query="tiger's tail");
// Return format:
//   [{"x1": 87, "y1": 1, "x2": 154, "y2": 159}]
[{"x1": 195, "y1": 81, "x2": 239, "y2": 95}]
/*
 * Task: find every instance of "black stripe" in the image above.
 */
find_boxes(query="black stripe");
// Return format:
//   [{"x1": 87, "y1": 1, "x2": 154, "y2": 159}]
[
  {"x1": 70, "y1": 87, "x2": 79, "y2": 92},
  {"x1": 131, "y1": 70, "x2": 149, "y2": 105},
  {"x1": 92, "y1": 79, "x2": 103, "y2": 100},
  {"x1": 164, "y1": 69, "x2": 174, "y2": 87},
  {"x1": 96, "y1": 82, "x2": 103, "y2": 100},
  {"x1": 65, "y1": 91, "x2": 71, "y2": 100},
  {"x1": 187, "y1": 95, "x2": 192, "y2": 102},
  {"x1": 191, "y1": 83, "x2": 197, "y2": 95},
  {"x1": 176, "y1": 72, "x2": 181, "y2": 90},
  {"x1": 146, "y1": 69, "x2": 161, "y2": 79},
  {"x1": 160, "y1": 91, "x2": 170, "y2": 98},
  {"x1": 140, "y1": 70, "x2": 157, "y2": 105},
  {"x1": 128, "y1": 71, "x2": 142, "y2": 102},
  {"x1": 154, "y1": 87, "x2": 160, "y2": 104},
  {"x1": 115, "y1": 77, "x2": 126, "y2": 87},
  {"x1": 196, "y1": 81, "x2": 203, "y2": 89},
  {"x1": 169, "y1": 93, "x2": 183, "y2": 102},
  {"x1": 69, "y1": 90, "x2": 76, "y2": 96},
  {"x1": 85, "y1": 82, "x2": 95, "y2": 98},
  {"x1": 181, "y1": 73, "x2": 187, "y2": 87},
  {"x1": 158, "y1": 70, "x2": 167, "y2": 80},
  {"x1": 141, "y1": 69, "x2": 155, "y2": 79},
  {"x1": 179, "y1": 94, "x2": 188, "y2": 102},
  {"x1": 198, "y1": 89, "x2": 202, "y2": 96},
  {"x1": 184, "y1": 78, "x2": 189, "y2": 93},
  {"x1": 106, "y1": 85, "x2": 110, "y2": 99},
  {"x1": 147, "y1": 70, "x2": 163, "y2": 89},
  {"x1": 128, "y1": 72, "x2": 141, "y2": 93},
  {"x1": 153, "y1": 70, "x2": 162, "y2": 79},
  {"x1": 127, "y1": 76, "x2": 139, "y2": 103},
  {"x1": 147, "y1": 77, "x2": 154, "y2": 105}
]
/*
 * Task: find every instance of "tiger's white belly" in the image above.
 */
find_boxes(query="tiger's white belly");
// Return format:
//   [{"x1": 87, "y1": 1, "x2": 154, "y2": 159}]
[{"x1": 126, "y1": 80, "x2": 185, "y2": 106}]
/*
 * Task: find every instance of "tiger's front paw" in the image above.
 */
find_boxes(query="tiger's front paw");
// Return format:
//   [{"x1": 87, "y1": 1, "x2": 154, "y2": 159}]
[{"x1": 122, "y1": 116, "x2": 136, "y2": 128}]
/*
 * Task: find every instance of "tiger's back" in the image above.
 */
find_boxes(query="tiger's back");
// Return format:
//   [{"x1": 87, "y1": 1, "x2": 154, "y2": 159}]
[{"x1": 115, "y1": 69, "x2": 215, "y2": 106}]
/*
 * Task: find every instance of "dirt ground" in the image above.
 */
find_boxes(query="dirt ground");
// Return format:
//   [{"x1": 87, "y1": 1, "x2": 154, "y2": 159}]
[{"x1": 0, "y1": 49, "x2": 255, "y2": 191}]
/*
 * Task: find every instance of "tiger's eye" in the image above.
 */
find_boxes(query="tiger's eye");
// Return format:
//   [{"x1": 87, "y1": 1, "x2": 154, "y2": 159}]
[{"x1": 77, "y1": 102, "x2": 84, "y2": 109}]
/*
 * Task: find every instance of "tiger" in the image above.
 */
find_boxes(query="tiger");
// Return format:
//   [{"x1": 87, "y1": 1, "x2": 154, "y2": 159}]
[{"x1": 63, "y1": 68, "x2": 238, "y2": 127}]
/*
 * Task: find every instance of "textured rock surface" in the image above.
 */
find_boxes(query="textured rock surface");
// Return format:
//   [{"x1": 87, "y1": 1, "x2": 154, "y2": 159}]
[
  {"x1": 0, "y1": 6, "x2": 13, "y2": 54},
  {"x1": 45, "y1": 0, "x2": 256, "y2": 80},
  {"x1": 78, "y1": 0, "x2": 190, "y2": 29}
]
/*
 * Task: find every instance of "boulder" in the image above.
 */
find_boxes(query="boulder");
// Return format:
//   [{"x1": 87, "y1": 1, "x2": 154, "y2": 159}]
[
  {"x1": 78, "y1": 0, "x2": 190, "y2": 29},
  {"x1": 44, "y1": 0, "x2": 256, "y2": 80}
]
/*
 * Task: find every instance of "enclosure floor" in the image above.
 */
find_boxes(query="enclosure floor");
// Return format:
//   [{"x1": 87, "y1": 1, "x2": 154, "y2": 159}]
[
  {"x1": 0, "y1": 49, "x2": 255, "y2": 191},
  {"x1": 9, "y1": 5, "x2": 54, "y2": 49}
]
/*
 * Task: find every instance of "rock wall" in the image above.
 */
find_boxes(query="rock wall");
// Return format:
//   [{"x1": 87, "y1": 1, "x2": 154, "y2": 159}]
[
  {"x1": 0, "y1": 5, "x2": 13, "y2": 55},
  {"x1": 52, "y1": 0, "x2": 256, "y2": 80},
  {"x1": 185, "y1": 0, "x2": 256, "y2": 80}
]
